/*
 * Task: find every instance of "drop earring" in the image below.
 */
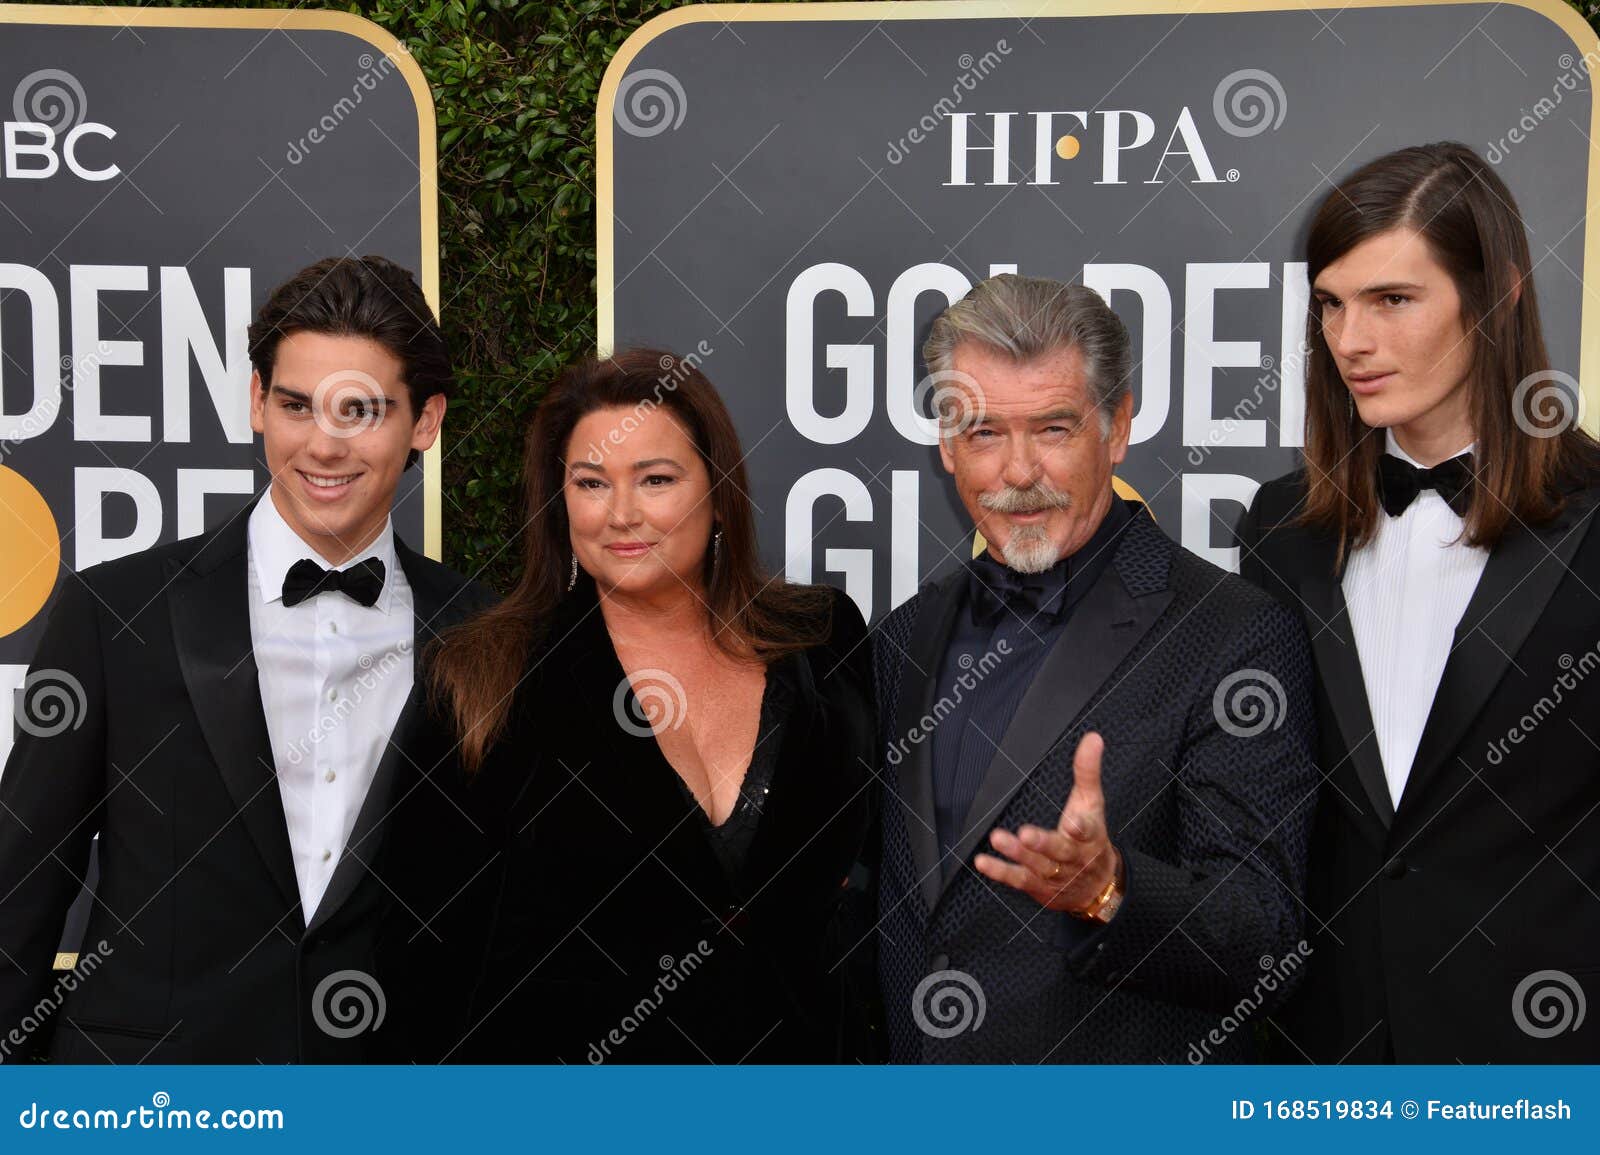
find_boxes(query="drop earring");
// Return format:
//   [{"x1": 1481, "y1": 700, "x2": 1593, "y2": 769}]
[
  {"x1": 711, "y1": 529, "x2": 722, "y2": 571},
  {"x1": 566, "y1": 554, "x2": 578, "y2": 592}
]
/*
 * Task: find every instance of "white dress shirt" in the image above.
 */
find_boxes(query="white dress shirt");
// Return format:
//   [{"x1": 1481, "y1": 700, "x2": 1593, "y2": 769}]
[
  {"x1": 1342, "y1": 430, "x2": 1489, "y2": 807},
  {"x1": 246, "y1": 495, "x2": 414, "y2": 923}
]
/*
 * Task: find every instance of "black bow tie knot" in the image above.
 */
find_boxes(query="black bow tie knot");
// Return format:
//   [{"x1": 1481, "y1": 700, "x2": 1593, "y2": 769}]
[
  {"x1": 281, "y1": 557, "x2": 386, "y2": 608},
  {"x1": 969, "y1": 560, "x2": 1065, "y2": 627},
  {"x1": 1376, "y1": 452, "x2": 1476, "y2": 518}
]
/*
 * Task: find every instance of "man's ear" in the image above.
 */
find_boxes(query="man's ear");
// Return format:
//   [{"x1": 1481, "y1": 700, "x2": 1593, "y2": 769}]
[
  {"x1": 938, "y1": 429, "x2": 956, "y2": 474},
  {"x1": 249, "y1": 370, "x2": 267, "y2": 435},
  {"x1": 410, "y1": 392, "x2": 446, "y2": 454}
]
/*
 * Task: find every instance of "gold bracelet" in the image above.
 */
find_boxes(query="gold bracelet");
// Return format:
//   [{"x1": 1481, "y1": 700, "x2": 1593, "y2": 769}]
[{"x1": 1072, "y1": 856, "x2": 1124, "y2": 923}]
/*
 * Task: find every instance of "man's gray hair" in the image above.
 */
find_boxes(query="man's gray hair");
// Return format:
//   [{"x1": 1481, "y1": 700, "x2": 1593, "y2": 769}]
[{"x1": 922, "y1": 273, "x2": 1132, "y2": 436}]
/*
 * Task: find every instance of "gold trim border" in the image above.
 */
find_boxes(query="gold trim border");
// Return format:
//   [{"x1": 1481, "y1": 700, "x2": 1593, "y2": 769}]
[
  {"x1": 596, "y1": 0, "x2": 1600, "y2": 432},
  {"x1": 1, "y1": 4, "x2": 444, "y2": 559}
]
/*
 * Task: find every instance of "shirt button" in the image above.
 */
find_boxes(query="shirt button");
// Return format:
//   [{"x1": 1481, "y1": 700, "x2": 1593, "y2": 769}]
[
  {"x1": 327, "y1": 688, "x2": 337, "y2": 702},
  {"x1": 325, "y1": 769, "x2": 336, "y2": 783},
  {"x1": 321, "y1": 849, "x2": 332, "y2": 863},
  {"x1": 328, "y1": 621, "x2": 339, "y2": 634}
]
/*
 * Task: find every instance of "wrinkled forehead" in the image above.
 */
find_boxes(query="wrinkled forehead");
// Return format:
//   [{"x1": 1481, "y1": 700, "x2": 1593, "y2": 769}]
[{"x1": 946, "y1": 341, "x2": 1093, "y2": 420}]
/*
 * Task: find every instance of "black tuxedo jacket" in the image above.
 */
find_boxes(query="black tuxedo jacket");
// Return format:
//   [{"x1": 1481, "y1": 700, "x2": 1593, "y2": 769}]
[
  {"x1": 1236, "y1": 472, "x2": 1600, "y2": 1062},
  {"x1": 0, "y1": 503, "x2": 492, "y2": 1063},
  {"x1": 873, "y1": 503, "x2": 1319, "y2": 1063}
]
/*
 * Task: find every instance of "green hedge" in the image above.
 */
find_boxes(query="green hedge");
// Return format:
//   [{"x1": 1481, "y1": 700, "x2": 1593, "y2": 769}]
[{"x1": 46, "y1": 0, "x2": 1600, "y2": 589}]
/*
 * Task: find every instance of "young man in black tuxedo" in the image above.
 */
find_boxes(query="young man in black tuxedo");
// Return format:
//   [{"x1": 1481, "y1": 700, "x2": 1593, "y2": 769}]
[
  {"x1": 1236, "y1": 143, "x2": 1600, "y2": 1062},
  {"x1": 0, "y1": 256, "x2": 493, "y2": 1062}
]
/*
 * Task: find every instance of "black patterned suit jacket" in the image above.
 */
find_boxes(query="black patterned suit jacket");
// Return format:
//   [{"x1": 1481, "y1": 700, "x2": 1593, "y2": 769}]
[{"x1": 872, "y1": 500, "x2": 1318, "y2": 1062}]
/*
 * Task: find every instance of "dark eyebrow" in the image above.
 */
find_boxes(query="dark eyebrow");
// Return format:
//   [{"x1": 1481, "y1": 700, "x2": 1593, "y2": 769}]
[
  {"x1": 631, "y1": 457, "x2": 683, "y2": 470},
  {"x1": 972, "y1": 409, "x2": 1081, "y2": 425},
  {"x1": 1312, "y1": 281, "x2": 1425, "y2": 298},
  {"x1": 269, "y1": 384, "x2": 398, "y2": 406},
  {"x1": 569, "y1": 460, "x2": 606, "y2": 472}
]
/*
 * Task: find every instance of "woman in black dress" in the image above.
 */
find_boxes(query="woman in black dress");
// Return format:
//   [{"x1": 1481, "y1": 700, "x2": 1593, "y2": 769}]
[{"x1": 412, "y1": 348, "x2": 876, "y2": 1063}]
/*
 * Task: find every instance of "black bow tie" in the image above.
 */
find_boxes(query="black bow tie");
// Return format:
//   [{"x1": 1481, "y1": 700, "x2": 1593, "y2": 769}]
[
  {"x1": 281, "y1": 557, "x2": 386, "y2": 608},
  {"x1": 969, "y1": 558, "x2": 1067, "y2": 628},
  {"x1": 1376, "y1": 452, "x2": 1475, "y2": 518}
]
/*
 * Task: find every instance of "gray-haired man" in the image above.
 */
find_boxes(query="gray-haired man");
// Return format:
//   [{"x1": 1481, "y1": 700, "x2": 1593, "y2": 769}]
[{"x1": 871, "y1": 273, "x2": 1318, "y2": 1062}]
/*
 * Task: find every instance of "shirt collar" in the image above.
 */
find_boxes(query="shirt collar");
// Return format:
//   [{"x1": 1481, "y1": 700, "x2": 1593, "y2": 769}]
[
  {"x1": 1384, "y1": 427, "x2": 1476, "y2": 468},
  {"x1": 248, "y1": 492, "x2": 398, "y2": 612}
]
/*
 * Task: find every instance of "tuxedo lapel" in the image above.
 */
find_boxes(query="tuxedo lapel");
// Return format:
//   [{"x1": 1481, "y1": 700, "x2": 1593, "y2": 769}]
[
  {"x1": 308, "y1": 538, "x2": 469, "y2": 934},
  {"x1": 1299, "y1": 552, "x2": 1396, "y2": 832},
  {"x1": 938, "y1": 512, "x2": 1171, "y2": 907},
  {"x1": 167, "y1": 515, "x2": 301, "y2": 915},
  {"x1": 891, "y1": 571, "x2": 967, "y2": 915},
  {"x1": 1398, "y1": 486, "x2": 1600, "y2": 817}
]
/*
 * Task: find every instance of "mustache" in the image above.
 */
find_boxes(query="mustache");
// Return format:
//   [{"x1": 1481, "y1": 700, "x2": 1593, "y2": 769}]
[{"x1": 978, "y1": 483, "x2": 1073, "y2": 515}]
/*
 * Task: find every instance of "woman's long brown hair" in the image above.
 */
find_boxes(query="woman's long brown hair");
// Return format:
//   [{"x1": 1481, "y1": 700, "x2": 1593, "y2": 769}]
[
  {"x1": 430, "y1": 348, "x2": 833, "y2": 772},
  {"x1": 1300, "y1": 141, "x2": 1599, "y2": 565}
]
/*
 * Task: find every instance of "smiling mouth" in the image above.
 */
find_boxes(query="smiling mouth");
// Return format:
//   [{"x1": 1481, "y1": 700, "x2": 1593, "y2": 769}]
[
  {"x1": 299, "y1": 470, "x2": 361, "y2": 491},
  {"x1": 606, "y1": 541, "x2": 653, "y2": 553}
]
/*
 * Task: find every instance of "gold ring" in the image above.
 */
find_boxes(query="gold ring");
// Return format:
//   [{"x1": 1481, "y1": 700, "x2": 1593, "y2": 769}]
[{"x1": 1046, "y1": 860, "x2": 1063, "y2": 881}]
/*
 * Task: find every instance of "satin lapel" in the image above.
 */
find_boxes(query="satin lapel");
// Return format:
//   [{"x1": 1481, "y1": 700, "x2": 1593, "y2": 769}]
[
  {"x1": 1398, "y1": 487, "x2": 1600, "y2": 817},
  {"x1": 308, "y1": 539, "x2": 464, "y2": 933},
  {"x1": 938, "y1": 548, "x2": 1171, "y2": 907},
  {"x1": 889, "y1": 572, "x2": 967, "y2": 916},
  {"x1": 167, "y1": 519, "x2": 300, "y2": 915},
  {"x1": 1299, "y1": 555, "x2": 1396, "y2": 831}
]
